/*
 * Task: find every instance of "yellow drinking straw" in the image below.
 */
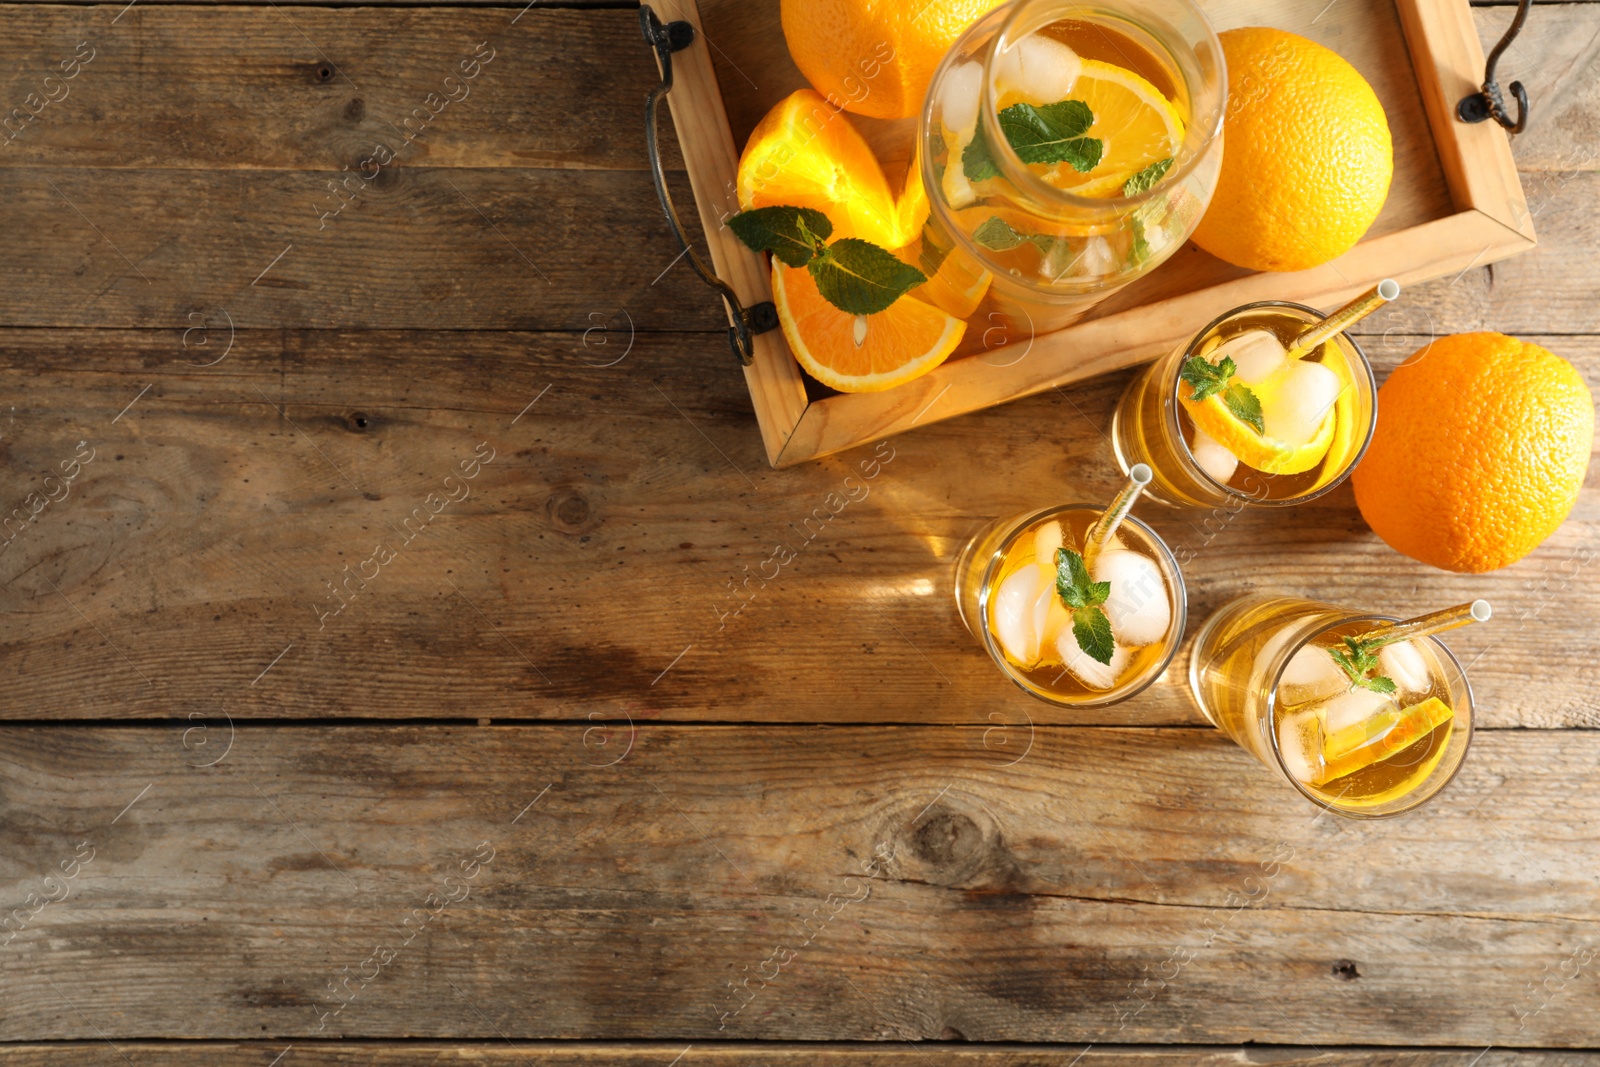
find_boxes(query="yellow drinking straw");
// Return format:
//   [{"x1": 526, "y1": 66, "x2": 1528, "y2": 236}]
[
  {"x1": 1353, "y1": 599, "x2": 1492, "y2": 650},
  {"x1": 1289, "y1": 278, "x2": 1401, "y2": 359},
  {"x1": 1084, "y1": 463, "x2": 1151, "y2": 568}
]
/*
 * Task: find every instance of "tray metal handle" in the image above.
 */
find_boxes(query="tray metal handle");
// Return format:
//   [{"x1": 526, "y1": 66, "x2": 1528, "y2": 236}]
[
  {"x1": 1456, "y1": 0, "x2": 1531, "y2": 135},
  {"x1": 640, "y1": 5, "x2": 778, "y2": 367}
]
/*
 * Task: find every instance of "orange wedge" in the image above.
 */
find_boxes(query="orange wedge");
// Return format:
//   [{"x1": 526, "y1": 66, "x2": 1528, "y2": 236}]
[
  {"x1": 738, "y1": 90, "x2": 902, "y2": 248},
  {"x1": 772, "y1": 261, "x2": 964, "y2": 393}
]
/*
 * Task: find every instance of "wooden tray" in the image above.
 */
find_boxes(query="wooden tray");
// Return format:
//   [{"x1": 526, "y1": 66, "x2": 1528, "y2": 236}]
[{"x1": 646, "y1": 0, "x2": 1534, "y2": 468}]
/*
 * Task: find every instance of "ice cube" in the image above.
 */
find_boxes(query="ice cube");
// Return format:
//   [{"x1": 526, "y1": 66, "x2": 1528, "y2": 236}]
[
  {"x1": 1318, "y1": 686, "x2": 1396, "y2": 735},
  {"x1": 1251, "y1": 624, "x2": 1300, "y2": 695},
  {"x1": 1379, "y1": 640, "x2": 1432, "y2": 696},
  {"x1": 1033, "y1": 520, "x2": 1064, "y2": 572},
  {"x1": 939, "y1": 60, "x2": 983, "y2": 142},
  {"x1": 1090, "y1": 548, "x2": 1170, "y2": 647},
  {"x1": 1042, "y1": 235, "x2": 1115, "y2": 281},
  {"x1": 1278, "y1": 644, "x2": 1347, "y2": 707},
  {"x1": 1189, "y1": 425, "x2": 1239, "y2": 485},
  {"x1": 992, "y1": 563, "x2": 1048, "y2": 665},
  {"x1": 1277, "y1": 710, "x2": 1322, "y2": 784},
  {"x1": 991, "y1": 34, "x2": 1081, "y2": 106},
  {"x1": 1031, "y1": 576, "x2": 1056, "y2": 657},
  {"x1": 938, "y1": 61, "x2": 985, "y2": 208},
  {"x1": 1078, "y1": 235, "x2": 1115, "y2": 277},
  {"x1": 1055, "y1": 624, "x2": 1131, "y2": 690},
  {"x1": 1215, "y1": 329, "x2": 1287, "y2": 386},
  {"x1": 1260, "y1": 359, "x2": 1342, "y2": 447}
]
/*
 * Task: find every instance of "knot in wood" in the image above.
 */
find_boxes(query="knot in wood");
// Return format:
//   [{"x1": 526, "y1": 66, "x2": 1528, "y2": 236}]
[
  {"x1": 1331, "y1": 959, "x2": 1361, "y2": 980},
  {"x1": 912, "y1": 810, "x2": 982, "y2": 869},
  {"x1": 547, "y1": 488, "x2": 594, "y2": 534}
]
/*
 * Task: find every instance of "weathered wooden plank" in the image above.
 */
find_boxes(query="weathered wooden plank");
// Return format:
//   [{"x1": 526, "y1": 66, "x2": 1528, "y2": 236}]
[
  {"x1": 0, "y1": 7, "x2": 680, "y2": 171},
  {"x1": 0, "y1": 1045, "x2": 1596, "y2": 1065},
  {"x1": 0, "y1": 328, "x2": 1594, "y2": 726},
  {"x1": 0, "y1": 165, "x2": 721, "y2": 330},
  {"x1": 0, "y1": 725, "x2": 1597, "y2": 1045}
]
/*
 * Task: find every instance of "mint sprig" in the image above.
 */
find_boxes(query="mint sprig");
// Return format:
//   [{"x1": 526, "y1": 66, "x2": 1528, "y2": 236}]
[
  {"x1": 1329, "y1": 636, "x2": 1398, "y2": 695},
  {"x1": 1179, "y1": 355, "x2": 1266, "y2": 434},
  {"x1": 1055, "y1": 547, "x2": 1115, "y2": 665},
  {"x1": 1180, "y1": 355, "x2": 1235, "y2": 401},
  {"x1": 727, "y1": 206, "x2": 926, "y2": 315},
  {"x1": 1123, "y1": 157, "x2": 1173, "y2": 196},
  {"x1": 964, "y1": 100, "x2": 1102, "y2": 182}
]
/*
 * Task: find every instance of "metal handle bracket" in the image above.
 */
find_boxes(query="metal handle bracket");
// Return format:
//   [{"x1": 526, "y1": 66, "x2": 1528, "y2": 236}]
[
  {"x1": 1456, "y1": 0, "x2": 1531, "y2": 135},
  {"x1": 640, "y1": 5, "x2": 778, "y2": 367}
]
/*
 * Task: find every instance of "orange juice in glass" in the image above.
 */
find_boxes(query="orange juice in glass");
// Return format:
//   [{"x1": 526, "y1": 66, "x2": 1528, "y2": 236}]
[
  {"x1": 1112, "y1": 299, "x2": 1379, "y2": 507},
  {"x1": 1190, "y1": 595, "x2": 1483, "y2": 816},
  {"x1": 954, "y1": 468, "x2": 1186, "y2": 707}
]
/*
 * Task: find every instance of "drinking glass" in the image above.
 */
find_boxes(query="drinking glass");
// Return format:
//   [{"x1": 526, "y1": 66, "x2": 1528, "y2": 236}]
[{"x1": 1190, "y1": 595, "x2": 1475, "y2": 817}]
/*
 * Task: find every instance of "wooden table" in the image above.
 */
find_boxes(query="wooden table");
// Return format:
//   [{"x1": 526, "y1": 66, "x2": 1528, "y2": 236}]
[{"x1": 0, "y1": 0, "x2": 1596, "y2": 1061}]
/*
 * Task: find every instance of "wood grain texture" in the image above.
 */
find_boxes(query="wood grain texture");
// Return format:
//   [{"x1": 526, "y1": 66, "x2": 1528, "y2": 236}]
[
  {"x1": 0, "y1": 7, "x2": 679, "y2": 171},
  {"x1": 0, "y1": 725, "x2": 1598, "y2": 1044},
  {"x1": 0, "y1": 1046, "x2": 1597, "y2": 1065},
  {"x1": 0, "y1": 328, "x2": 1594, "y2": 727},
  {"x1": 0, "y1": 165, "x2": 722, "y2": 330}
]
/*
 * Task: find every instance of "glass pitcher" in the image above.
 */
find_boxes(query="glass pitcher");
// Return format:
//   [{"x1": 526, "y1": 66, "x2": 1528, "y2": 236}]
[{"x1": 918, "y1": 0, "x2": 1226, "y2": 333}]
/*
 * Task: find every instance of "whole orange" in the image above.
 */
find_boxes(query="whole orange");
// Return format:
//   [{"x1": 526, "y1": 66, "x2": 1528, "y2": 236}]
[
  {"x1": 780, "y1": 0, "x2": 1007, "y2": 120},
  {"x1": 1192, "y1": 28, "x2": 1392, "y2": 272},
  {"x1": 1352, "y1": 333, "x2": 1594, "y2": 573}
]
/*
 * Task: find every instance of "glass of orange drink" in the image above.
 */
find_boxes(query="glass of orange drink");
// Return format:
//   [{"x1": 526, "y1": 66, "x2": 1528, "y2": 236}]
[
  {"x1": 1190, "y1": 595, "x2": 1480, "y2": 816},
  {"x1": 1111, "y1": 298, "x2": 1379, "y2": 508},
  {"x1": 955, "y1": 466, "x2": 1186, "y2": 707}
]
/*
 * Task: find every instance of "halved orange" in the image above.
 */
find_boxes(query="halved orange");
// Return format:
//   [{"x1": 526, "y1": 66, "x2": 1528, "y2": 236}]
[
  {"x1": 772, "y1": 261, "x2": 964, "y2": 393},
  {"x1": 737, "y1": 90, "x2": 904, "y2": 248}
]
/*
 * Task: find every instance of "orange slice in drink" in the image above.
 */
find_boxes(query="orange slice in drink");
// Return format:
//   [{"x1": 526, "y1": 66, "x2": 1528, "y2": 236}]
[
  {"x1": 1312, "y1": 696, "x2": 1454, "y2": 787},
  {"x1": 1181, "y1": 376, "x2": 1339, "y2": 476},
  {"x1": 738, "y1": 89, "x2": 918, "y2": 248},
  {"x1": 772, "y1": 261, "x2": 965, "y2": 393}
]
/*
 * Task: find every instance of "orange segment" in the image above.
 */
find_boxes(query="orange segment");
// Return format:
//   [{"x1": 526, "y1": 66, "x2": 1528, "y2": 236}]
[
  {"x1": 1314, "y1": 696, "x2": 1454, "y2": 787},
  {"x1": 737, "y1": 90, "x2": 902, "y2": 248},
  {"x1": 772, "y1": 261, "x2": 965, "y2": 393}
]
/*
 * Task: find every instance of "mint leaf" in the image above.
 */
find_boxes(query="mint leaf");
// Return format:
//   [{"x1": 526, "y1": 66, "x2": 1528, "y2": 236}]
[
  {"x1": 1054, "y1": 547, "x2": 1110, "y2": 610},
  {"x1": 999, "y1": 100, "x2": 1102, "y2": 173},
  {"x1": 973, "y1": 215, "x2": 1066, "y2": 259},
  {"x1": 1073, "y1": 606, "x2": 1115, "y2": 665},
  {"x1": 963, "y1": 125, "x2": 999, "y2": 182},
  {"x1": 1223, "y1": 383, "x2": 1265, "y2": 434},
  {"x1": 807, "y1": 239, "x2": 926, "y2": 316},
  {"x1": 727, "y1": 206, "x2": 831, "y2": 268},
  {"x1": 973, "y1": 214, "x2": 1027, "y2": 251},
  {"x1": 1330, "y1": 637, "x2": 1397, "y2": 695},
  {"x1": 963, "y1": 101, "x2": 1101, "y2": 179},
  {"x1": 1123, "y1": 157, "x2": 1173, "y2": 196},
  {"x1": 1127, "y1": 217, "x2": 1152, "y2": 269},
  {"x1": 1179, "y1": 355, "x2": 1236, "y2": 402}
]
